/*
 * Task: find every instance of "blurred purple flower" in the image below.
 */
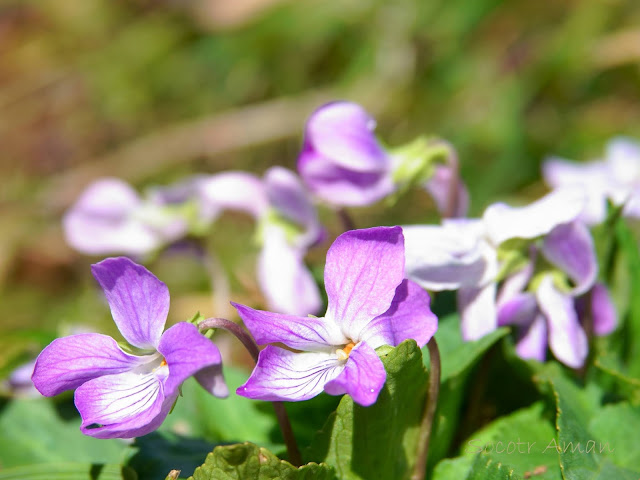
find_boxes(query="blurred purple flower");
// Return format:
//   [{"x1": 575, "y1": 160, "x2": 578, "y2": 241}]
[
  {"x1": 63, "y1": 178, "x2": 211, "y2": 256},
  {"x1": 543, "y1": 137, "x2": 640, "y2": 224},
  {"x1": 32, "y1": 257, "x2": 227, "y2": 439},
  {"x1": 234, "y1": 226, "x2": 438, "y2": 406},
  {"x1": 297, "y1": 101, "x2": 468, "y2": 215},
  {"x1": 404, "y1": 189, "x2": 607, "y2": 367},
  {"x1": 198, "y1": 167, "x2": 324, "y2": 316}
]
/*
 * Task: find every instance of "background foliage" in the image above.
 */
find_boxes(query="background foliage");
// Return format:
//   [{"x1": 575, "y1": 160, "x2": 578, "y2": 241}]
[{"x1": 1, "y1": 0, "x2": 640, "y2": 478}]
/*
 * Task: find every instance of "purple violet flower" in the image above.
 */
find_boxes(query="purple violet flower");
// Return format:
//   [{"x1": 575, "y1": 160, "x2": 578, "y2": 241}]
[
  {"x1": 233, "y1": 226, "x2": 438, "y2": 406},
  {"x1": 63, "y1": 178, "x2": 209, "y2": 256},
  {"x1": 543, "y1": 137, "x2": 640, "y2": 224},
  {"x1": 31, "y1": 257, "x2": 227, "y2": 439},
  {"x1": 404, "y1": 189, "x2": 608, "y2": 368},
  {"x1": 297, "y1": 101, "x2": 468, "y2": 216}
]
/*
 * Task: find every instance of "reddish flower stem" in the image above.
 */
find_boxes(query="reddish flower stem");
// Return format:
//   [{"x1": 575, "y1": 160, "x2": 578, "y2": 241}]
[
  {"x1": 199, "y1": 317, "x2": 303, "y2": 466},
  {"x1": 412, "y1": 337, "x2": 441, "y2": 480}
]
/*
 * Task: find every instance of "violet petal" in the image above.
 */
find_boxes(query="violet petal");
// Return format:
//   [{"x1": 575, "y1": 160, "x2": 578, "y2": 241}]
[
  {"x1": 536, "y1": 275, "x2": 588, "y2": 368},
  {"x1": 264, "y1": 167, "x2": 322, "y2": 245},
  {"x1": 196, "y1": 171, "x2": 269, "y2": 219},
  {"x1": 233, "y1": 303, "x2": 346, "y2": 351},
  {"x1": 590, "y1": 283, "x2": 618, "y2": 336},
  {"x1": 483, "y1": 188, "x2": 586, "y2": 245},
  {"x1": 403, "y1": 221, "x2": 495, "y2": 291},
  {"x1": 75, "y1": 369, "x2": 170, "y2": 439},
  {"x1": 92, "y1": 257, "x2": 169, "y2": 350},
  {"x1": 423, "y1": 164, "x2": 470, "y2": 218},
  {"x1": 514, "y1": 314, "x2": 548, "y2": 362},
  {"x1": 237, "y1": 346, "x2": 344, "y2": 401},
  {"x1": 256, "y1": 226, "x2": 322, "y2": 316},
  {"x1": 31, "y1": 333, "x2": 144, "y2": 397},
  {"x1": 497, "y1": 293, "x2": 538, "y2": 327},
  {"x1": 324, "y1": 227, "x2": 405, "y2": 340},
  {"x1": 158, "y1": 322, "x2": 226, "y2": 399},
  {"x1": 458, "y1": 283, "x2": 497, "y2": 341},
  {"x1": 298, "y1": 150, "x2": 395, "y2": 207},
  {"x1": 304, "y1": 102, "x2": 389, "y2": 172},
  {"x1": 542, "y1": 221, "x2": 597, "y2": 295},
  {"x1": 324, "y1": 341, "x2": 386, "y2": 407},
  {"x1": 361, "y1": 280, "x2": 438, "y2": 349},
  {"x1": 63, "y1": 178, "x2": 159, "y2": 256}
]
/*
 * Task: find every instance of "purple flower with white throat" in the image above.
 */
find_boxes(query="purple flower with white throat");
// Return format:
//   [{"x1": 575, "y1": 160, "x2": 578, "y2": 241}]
[
  {"x1": 31, "y1": 257, "x2": 227, "y2": 439},
  {"x1": 404, "y1": 188, "x2": 605, "y2": 367},
  {"x1": 543, "y1": 137, "x2": 640, "y2": 224},
  {"x1": 233, "y1": 226, "x2": 438, "y2": 406},
  {"x1": 297, "y1": 101, "x2": 468, "y2": 216}
]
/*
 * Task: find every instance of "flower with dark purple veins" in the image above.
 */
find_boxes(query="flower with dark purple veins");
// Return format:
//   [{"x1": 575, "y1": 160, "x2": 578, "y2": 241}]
[
  {"x1": 233, "y1": 226, "x2": 438, "y2": 407},
  {"x1": 31, "y1": 257, "x2": 227, "y2": 439},
  {"x1": 297, "y1": 101, "x2": 468, "y2": 216}
]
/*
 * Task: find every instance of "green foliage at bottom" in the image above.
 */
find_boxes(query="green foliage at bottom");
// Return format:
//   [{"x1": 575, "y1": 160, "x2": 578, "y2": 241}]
[
  {"x1": 308, "y1": 340, "x2": 429, "y2": 480},
  {"x1": 188, "y1": 443, "x2": 335, "y2": 480},
  {"x1": 0, "y1": 463, "x2": 137, "y2": 480}
]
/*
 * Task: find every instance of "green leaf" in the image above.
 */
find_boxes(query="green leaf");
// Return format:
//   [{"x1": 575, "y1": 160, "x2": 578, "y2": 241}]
[
  {"x1": 127, "y1": 432, "x2": 219, "y2": 480},
  {"x1": 0, "y1": 397, "x2": 129, "y2": 468},
  {"x1": 307, "y1": 340, "x2": 429, "y2": 480},
  {"x1": 465, "y1": 403, "x2": 560, "y2": 480},
  {"x1": 0, "y1": 463, "x2": 136, "y2": 480},
  {"x1": 159, "y1": 368, "x2": 279, "y2": 450},
  {"x1": 535, "y1": 366, "x2": 640, "y2": 479},
  {"x1": 588, "y1": 403, "x2": 640, "y2": 471},
  {"x1": 593, "y1": 352, "x2": 640, "y2": 405},
  {"x1": 188, "y1": 443, "x2": 336, "y2": 480},
  {"x1": 424, "y1": 315, "x2": 509, "y2": 468},
  {"x1": 433, "y1": 454, "x2": 524, "y2": 480},
  {"x1": 433, "y1": 403, "x2": 560, "y2": 480},
  {"x1": 466, "y1": 455, "x2": 523, "y2": 480},
  {"x1": 615, "y1": 218, "x2": 640, "y2": 377}
]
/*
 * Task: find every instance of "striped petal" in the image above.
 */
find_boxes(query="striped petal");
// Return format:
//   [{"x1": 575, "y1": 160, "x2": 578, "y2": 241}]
[
  {"x1": 324, "y1": 341, "x2": 386, "y2": 406},
  {"x1": 237, "y1": 346, "x2": 344, "y2": 402},
  {"x1": 92, "y1": 257, "x2": 169, "y2": 350},
  {"x1": 233, "y1": 302, "x2": 346, "y2": 351},
  {"x1": 325, "y1": 226, "x2": 405, "y2": 339},
  {"x1": 75, "y1": 367, "x2": 170, "y2": 439},
  {"x1": 361, "y1": 280, "x2": 437, "y2": 349},
  {"x1": 537, "y1": 276, "x2": 587, "y2": 368},
  {"x1": 32, "y1": 333, "x2": 144, "y2": 397}
]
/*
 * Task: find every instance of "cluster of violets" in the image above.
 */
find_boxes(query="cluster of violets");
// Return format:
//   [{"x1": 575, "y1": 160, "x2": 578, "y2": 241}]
[{"x1": 29, "y1": 100, "x2": 631, "y2": 441}]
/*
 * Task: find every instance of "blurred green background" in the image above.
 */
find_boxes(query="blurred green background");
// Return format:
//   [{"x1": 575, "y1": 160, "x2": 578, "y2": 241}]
[{"x1": 1, "y1": 0, "x2": 640, "y2": 382}]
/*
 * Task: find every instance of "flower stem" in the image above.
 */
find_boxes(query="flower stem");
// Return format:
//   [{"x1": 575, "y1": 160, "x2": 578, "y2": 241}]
[
  {"x1": 199, "y1": 317, "x2": 260, "y2": 362},
  {"x1": 435, "y1": 139, "x2": 461, "y2": 219},
  {"x1": 412, "y1": 337, "x2": 441, "y2": 480},
  {"x1": 337, "y1": 208, "x2": 356, "y2": 231},
  {"x1": 199, "y1": 317, "x2": 303, "y2": 466},
  {"x1": 191, "y1": 240, "x2": 232, "y2": 318}
]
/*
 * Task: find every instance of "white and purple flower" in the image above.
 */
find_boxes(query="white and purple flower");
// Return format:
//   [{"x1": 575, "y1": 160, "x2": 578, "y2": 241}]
[
  {"x1": 404, "y1": 189, "x2": 615, "y2": 368},
  {"x1": 233, "y1": 226, "x2": 438, "y2": 407},
  {"x1": 31, "y1": 257, "x2": 227, "y2": 439},
  {"x1": 297, "y1": 101, "x2": 468, "y2": 216},
  {"x1": 543, "y1": 137, "x2": 640, "y2": 224},
  {"x1": 64, "y1": 168, "x2": 325, "y2": 317}
]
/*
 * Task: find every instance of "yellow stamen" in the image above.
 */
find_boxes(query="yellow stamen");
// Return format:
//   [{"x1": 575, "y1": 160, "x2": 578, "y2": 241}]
[
  {"x1": 335, "y1": 341, "x2": 357, "y2": 361},
  {"x1": 160, "y1": 358, "x2": 168, "y2": 367}
]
